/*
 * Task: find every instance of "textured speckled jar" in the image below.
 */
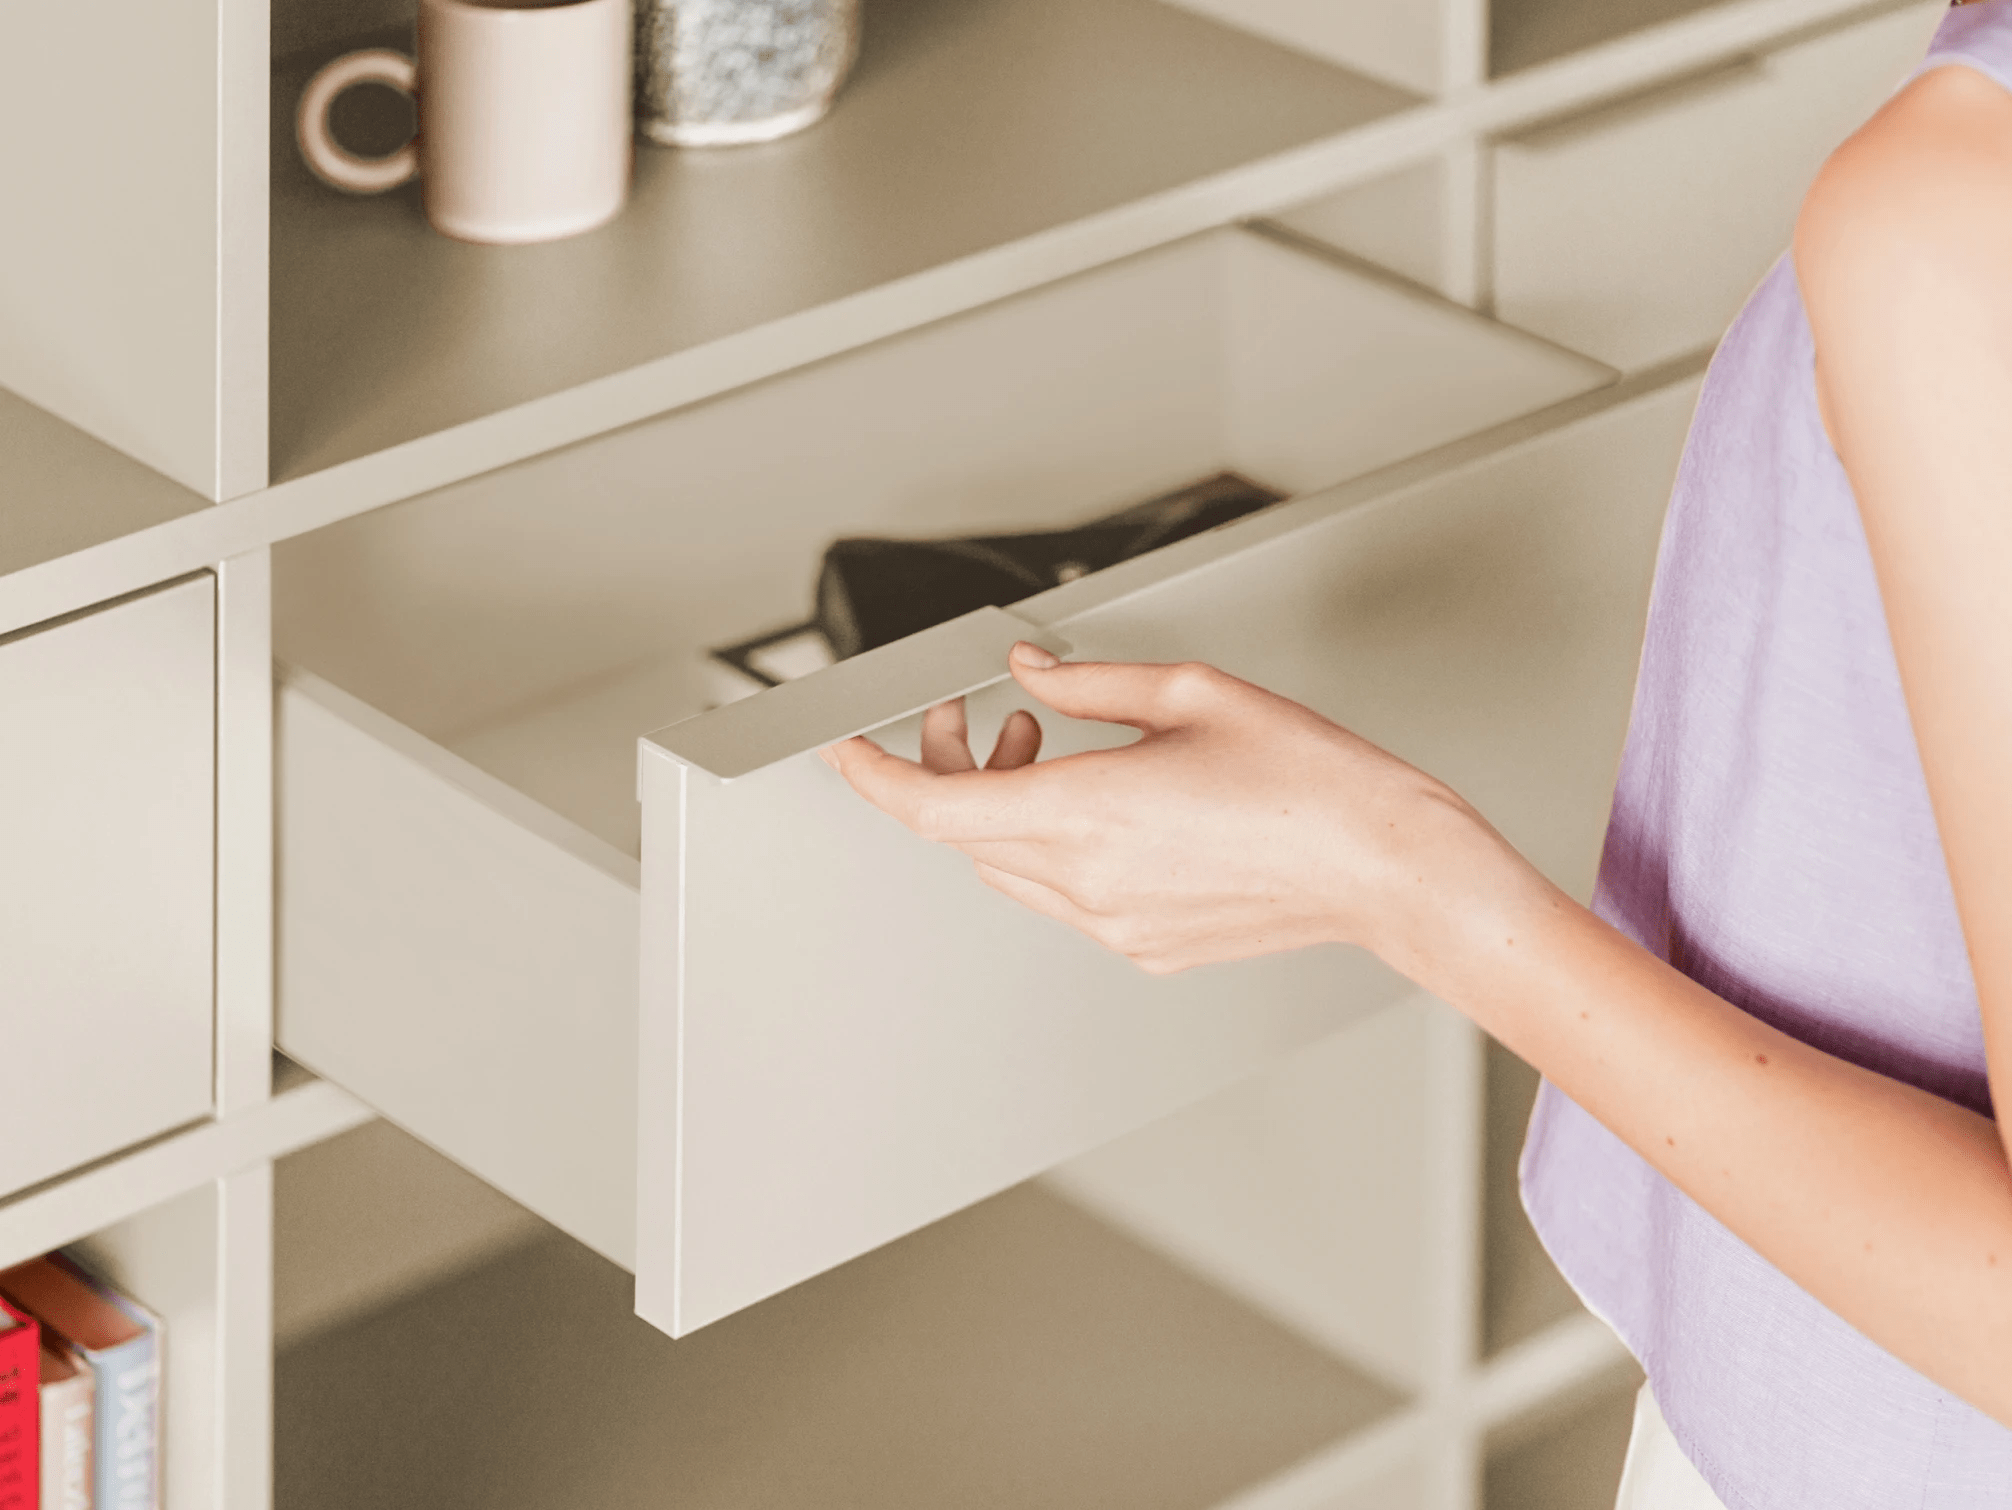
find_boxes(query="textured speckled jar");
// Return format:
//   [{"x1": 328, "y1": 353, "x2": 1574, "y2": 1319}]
[{"x1": 636, "y1": 0, "x2": 860, "y2": 146}]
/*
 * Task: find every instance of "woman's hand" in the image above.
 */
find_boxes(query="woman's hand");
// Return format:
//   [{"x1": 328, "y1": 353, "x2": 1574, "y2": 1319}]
[{"x1": 822, "y1": 640, "x2": 1539, "y2": 977}]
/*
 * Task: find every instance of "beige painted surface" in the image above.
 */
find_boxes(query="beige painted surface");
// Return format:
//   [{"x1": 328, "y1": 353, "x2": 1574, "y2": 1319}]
[
  {"x1": 0, "y1": 578, "x2": 216, "y2": 1201},
  {"x1": 0, "y1": 387, "x2": 212, "y2": 582},
  {"x1": 275, "y1": 668, "x2": 642, "y2": 1269},
  {"x1": 277, "y1": 1186, "x2": 1400, "y2": 1510},
  {"x1": 266, "y1": 0, "x2": 1414, "y2": 479},
  {"x1": 1158, "y1": 0, "x2": 1446, "y2": 94},
  {"x1": 1485, "y1": 1038, "x2": 1584, "y2": 1356},
  {"x1": 273, "y1": 1119, "x2": 547, "y2": 1347},
  {"x1": 1492, "y1": 0, "x2": 1725, "y2": 76},
  {"x1": 1271, "y1": 161, "x2": 1450, "y2": 297},
  {"x1": 0, "y1": 0, "x2": 264, "y2": 497},
  {"x1": 1494, "y1": 1, "x2": 1945, "y2": 369},
  {"x1": 1046, "y1": 1000, "x2": 1437, "y2": 1390},
  {"x1": 1485, "y1": 1362, "x2": 1646, "y2": 1510}
]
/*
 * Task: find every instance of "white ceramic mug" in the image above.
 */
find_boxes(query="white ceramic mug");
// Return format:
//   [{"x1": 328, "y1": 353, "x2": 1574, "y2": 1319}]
[{"x1": 297, "y1": 0, "x2": 632, "y2": 245}]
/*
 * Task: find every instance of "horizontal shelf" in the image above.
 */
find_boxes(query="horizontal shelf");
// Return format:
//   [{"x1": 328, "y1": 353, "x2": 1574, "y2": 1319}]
[
  {"x1": 277, "y1": 1184, "x2": 1403, "y2": 1510},
  {"x1": 268, "y1": 0, "x2": 1413, "y2": 481},
  {"x1": 0, "y1": 383, "x2": 209, "y2": 588},
  {"x1": 0, "y1": 1071, "x2": 372, "y2": 1271},
  {"x1": 1492, "y1": 0, "x2": 1728, "y2": 77}
]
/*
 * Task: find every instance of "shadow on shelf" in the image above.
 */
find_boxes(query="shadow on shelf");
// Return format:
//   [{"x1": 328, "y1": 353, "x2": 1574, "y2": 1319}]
[{"x1": 277, "y1": 1182, "x2": 1402, "y2": 1510}]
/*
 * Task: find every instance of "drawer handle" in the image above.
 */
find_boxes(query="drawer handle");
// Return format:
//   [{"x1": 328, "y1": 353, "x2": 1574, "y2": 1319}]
[
  {"x1": 646, "y1": 606, "x2": 1072, "y2": 782},
  {"x1": 1498, "y1": 54, "x2": 1768, "y2": 154}
]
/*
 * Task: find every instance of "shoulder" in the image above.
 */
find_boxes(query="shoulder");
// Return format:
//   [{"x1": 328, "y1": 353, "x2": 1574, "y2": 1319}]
[{"x1": 1795, "y1": 62, "x2": 2012, "y2": 339}]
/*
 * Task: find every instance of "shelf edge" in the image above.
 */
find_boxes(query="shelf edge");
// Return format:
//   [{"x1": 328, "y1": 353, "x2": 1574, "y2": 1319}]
[{"x1": 0, "y1": 1079, "x2": 374, "y2": 1271}]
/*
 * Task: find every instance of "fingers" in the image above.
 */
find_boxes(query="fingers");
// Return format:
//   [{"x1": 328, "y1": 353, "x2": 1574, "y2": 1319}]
[
  {"x1": 985, "y1": 708, "x2": 1043, "y2": 770},
  {"x1": 919, "y1": 698, "x2": 977, "y2": 774},
  {"x1": 1008, "y1": 643, "x2": 1231, "y2": 734},
  {"x1": 822, "y1": 735, "x2": 1021, "y2": 842}
]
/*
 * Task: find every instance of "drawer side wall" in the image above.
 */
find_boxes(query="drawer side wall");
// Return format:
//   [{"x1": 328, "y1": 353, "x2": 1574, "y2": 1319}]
[{"x1": 275, "y1": 677, "x2": 642, "y2": 1268}]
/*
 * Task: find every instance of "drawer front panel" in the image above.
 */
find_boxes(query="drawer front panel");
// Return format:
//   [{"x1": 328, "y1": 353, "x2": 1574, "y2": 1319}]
[
  {"x1": 1492, "y1": 3, "x2": 1943, "y2": 370},
  {"x1": 0, "y1": 576, "x2": 215, "y2": 1197},
  {"x1": 636, "y1": 372, "x2": 1701, "y2": 1335}
]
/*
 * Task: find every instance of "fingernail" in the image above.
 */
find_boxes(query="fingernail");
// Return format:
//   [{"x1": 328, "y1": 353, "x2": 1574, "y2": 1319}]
[
  {"x1": 818, "y1": 746, "x2": 838, "y2": 770},
  {"x1": 1012, "y1": 641, "x2": 1060, "y2": 670}
]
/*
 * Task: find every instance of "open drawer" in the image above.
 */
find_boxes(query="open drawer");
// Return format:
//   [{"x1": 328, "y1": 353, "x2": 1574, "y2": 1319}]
[{"x1": 274, "y1": 225, "x2": 1662, "y2": 1336}]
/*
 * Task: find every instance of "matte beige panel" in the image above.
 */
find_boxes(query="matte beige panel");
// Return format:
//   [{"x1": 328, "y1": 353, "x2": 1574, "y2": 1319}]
[
  {"x1": 267, "y1": 0, "x2": 1415, "y2": 478},
  {"x1": 0, "y1": 577, "x2": 216, "y2": 1200},
  {"x1": 1224, "y1": 232, "x2": 1606, "y2": 493},
  {"x1": 1158, "y1": 0, "x2": 1446, "y2": 94},
  {"x1": 0, "y1": 386, "x2": 213, "y2": 582},
  {"x1": 273, "y1": 1119, "x2": 546, "y2": 1347},
  {"x1": 274, "y1": 670, "x2": 640, "y2": 1267},
  {"x1": 1493, "y1": 2, "x2": 1945, "y2": 369},
  {"x1": 637, "y1": 737, "x2": 1409, "y2": 1336},
  {"x1": 1269, "y1": 161, "x2": 1450, "y2": 296},
  {"x1": 1491, "y1": 0, "x2": 1727, "y2": 76},
  {"x1": 0, "y1": 0, "x2": 262, "y2": 497},
  {"x1": 1484, "y1": 1037, "x2": 1583, "y2": 1357},
  {"x1": 276, "y1": 1191, "x2": 1399, "y2": 1510},
  {"x1": 1046, "y1": 999, "x2": 1437, "y2": 1390}
]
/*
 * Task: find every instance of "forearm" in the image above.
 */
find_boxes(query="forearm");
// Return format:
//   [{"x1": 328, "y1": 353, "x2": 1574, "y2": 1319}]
[{"x1": 1409, "y1": 862, "x2": 2012, "y2": 1425}]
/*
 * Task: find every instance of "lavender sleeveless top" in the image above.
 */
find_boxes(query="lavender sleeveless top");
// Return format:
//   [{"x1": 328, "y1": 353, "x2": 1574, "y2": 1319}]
[{"x1": 1519, "y1": 6, "x2": 2012, "y2": 1506}]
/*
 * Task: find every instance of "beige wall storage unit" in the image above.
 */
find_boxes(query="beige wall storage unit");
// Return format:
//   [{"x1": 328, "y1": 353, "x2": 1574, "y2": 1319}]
[
  {"x1": 273, "y1": 226, "x2": 1613, "y2": 1335},
  {"x1": 0, "y1": 0, "x2": 1961, "y2": 1504},
  {"x1": 0, "y1": 576, "x2": 217, "y2": 1199},
  {"x1": 1492, "y1": 1, "x2": 1945, "y2": 370}
]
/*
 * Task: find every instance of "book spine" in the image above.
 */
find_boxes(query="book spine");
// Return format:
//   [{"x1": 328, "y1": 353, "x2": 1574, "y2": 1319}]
[
  {"x1": 0, "y1": 1302, "x2": 40, "y2": 1510},
  {"x1": 83, "y1": 1339, "x2": 152, "y2": 1510},
  {"x1": 38, "y1": 1362, "x2": 91, "y2": 1510},
  {"x1": 44, "y1": 1261, "x2": 153, "y2": 1510}
]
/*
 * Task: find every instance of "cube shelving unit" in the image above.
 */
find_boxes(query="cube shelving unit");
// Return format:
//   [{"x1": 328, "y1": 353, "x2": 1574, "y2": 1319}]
[{"x1": 0, "y1": 0, "x2": 1948, "y2": 1506}]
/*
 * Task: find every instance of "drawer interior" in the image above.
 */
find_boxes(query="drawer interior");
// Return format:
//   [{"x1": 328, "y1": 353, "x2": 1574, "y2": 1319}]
[
  {"x1": 274, "y1": 225, "x2": 1616, "y2": 1327},
  {"x1": 277, "y1": 226, "x2": 1609, "y2": 856}
]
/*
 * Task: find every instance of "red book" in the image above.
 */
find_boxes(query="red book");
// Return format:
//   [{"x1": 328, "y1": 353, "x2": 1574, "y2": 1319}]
[{"x1": 0, "y1": 1296, "x2": 39, "y2": 1510}]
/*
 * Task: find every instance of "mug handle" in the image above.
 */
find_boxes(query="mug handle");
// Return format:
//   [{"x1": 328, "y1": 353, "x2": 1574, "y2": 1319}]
[{"x1": 297, "y1": 49, "x2": 419, "y2": 194}]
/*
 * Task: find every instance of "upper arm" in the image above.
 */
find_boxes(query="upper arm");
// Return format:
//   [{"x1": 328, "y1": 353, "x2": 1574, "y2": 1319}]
[{"x1": 1794, "y1": 64, "x2": 2012, "y2": 1148}]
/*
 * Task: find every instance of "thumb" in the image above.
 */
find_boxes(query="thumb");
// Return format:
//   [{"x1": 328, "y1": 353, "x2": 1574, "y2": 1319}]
[{"x1": 1007, "y1": 642, "x2": 1203, "y2": 734}]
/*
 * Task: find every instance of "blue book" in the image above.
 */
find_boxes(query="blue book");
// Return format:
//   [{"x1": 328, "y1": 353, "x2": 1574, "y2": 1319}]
[{"x1": 0, "y1": 1256, "x2": 159, "y2": 1510}]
